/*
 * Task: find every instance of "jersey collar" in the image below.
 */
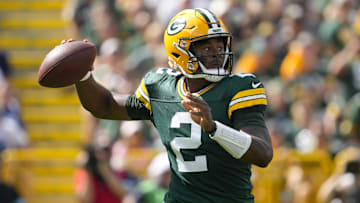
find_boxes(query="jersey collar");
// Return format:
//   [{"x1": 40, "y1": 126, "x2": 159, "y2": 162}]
[{"x1": 177, "y1": 76, "x2": 217, "y2": 99}]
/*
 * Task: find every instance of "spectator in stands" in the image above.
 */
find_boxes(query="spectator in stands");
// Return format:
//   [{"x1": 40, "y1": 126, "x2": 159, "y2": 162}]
[
  {"x1": 62, "y1": 0, "x2": 97, "y2": 42},
  {"x1": 317, "y1": 157, "x2": 360, "y2": 203},
  {"x1": 329, "y1": 159, "x2": 360, "y2": 203},
  {"x1": 74, "y1": 135, "x2": 135, "y2": 203},
  {"x1": 0, "y1": 52, "x2": 11, "y2": 80},
  {"x1": 327, "y1": 35, "x2": 360, "y2": 100},
  {"x1": 136, "y1": 152, "x2": 170, "y2": 203},
  {"x1": 0, "y1": 52, "x2": 27, "y2": 202},
  {"x1": 111, "y1": 121, "x2": 157, "y2": 174},
  {"x1": 0, "y1": 54, "x2": 27, "y2": 149},
  {"x1": 62, "y1": 0, "x2": 125, "y2": 46},
  {"x1": 0, "y1": 152, "x2": 26, "y2": 203},
  {"x1": 317, "y1": 92, "x2": 360, "y2": 203}
]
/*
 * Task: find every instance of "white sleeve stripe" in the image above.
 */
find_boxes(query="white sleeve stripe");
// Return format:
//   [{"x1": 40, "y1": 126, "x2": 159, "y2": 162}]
[
  {"x1": 139, "y1": 87, "x2": 150, "y2": 103},
  {"x1": 229, "y1": 94, "x2": 266, "y2": 107}
]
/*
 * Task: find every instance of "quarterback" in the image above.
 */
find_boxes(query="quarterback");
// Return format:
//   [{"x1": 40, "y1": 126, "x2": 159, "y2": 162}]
[{"x1": 74, "y1": 8, "x2": 273, "y2": 203}]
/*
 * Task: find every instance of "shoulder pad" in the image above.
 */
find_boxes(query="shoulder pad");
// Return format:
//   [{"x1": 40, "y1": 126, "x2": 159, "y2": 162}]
[
  {"x1": 143, "y1": 68, "x2": 181, "y2": 85},
  {"x1": 135, "y1": 68, "x2": 181, "y2": 114}
]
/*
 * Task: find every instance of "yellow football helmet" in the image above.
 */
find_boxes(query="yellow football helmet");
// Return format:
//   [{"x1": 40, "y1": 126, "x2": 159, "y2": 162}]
[{"x1": 164, "y1": 8, "x2": 233, "y2": 82}]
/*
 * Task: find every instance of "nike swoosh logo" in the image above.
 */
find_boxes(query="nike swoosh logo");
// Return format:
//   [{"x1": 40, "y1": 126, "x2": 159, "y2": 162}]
[{"x1": 252, "y1": 82, "x2": 262, "y2": 88}]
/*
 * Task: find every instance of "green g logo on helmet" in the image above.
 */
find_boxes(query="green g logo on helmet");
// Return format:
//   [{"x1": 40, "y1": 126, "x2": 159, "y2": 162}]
[{"x1": 167, "y1": 17, "x2": 186, "y2": 35}]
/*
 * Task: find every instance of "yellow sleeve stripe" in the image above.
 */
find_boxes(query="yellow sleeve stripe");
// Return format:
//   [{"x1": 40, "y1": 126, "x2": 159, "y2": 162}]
[
  {"x1": 135, "y1": 80, "x2": 152, "y2": 114},
  {"x1": 140, "y1": 80, "x2": 149, "y2": 96},
  {"x1": 135, "y1": 89, "x2": 151, "y2": 111},
  {"x1": 228, "y1": 98, "x2": 267, "y2": 118},
  {"x1": 231, "y1": 88, "x2": 265, "y2": 101}
]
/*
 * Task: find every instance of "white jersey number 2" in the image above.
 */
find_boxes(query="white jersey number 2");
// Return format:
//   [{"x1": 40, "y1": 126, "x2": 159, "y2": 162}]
[{"x1": 170, "y1": 112, "x2": 208, "y2": 172}]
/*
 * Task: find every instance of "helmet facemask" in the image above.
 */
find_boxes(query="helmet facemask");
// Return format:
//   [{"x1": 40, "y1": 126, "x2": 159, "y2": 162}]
[{"x1": 173, "y1": 34, "x2": 233, "y2": 82}]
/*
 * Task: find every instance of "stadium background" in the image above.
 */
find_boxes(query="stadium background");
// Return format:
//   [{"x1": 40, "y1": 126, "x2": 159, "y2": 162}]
[{"x1": 0, "y1": 0, "x2": 359, "y2": 203}]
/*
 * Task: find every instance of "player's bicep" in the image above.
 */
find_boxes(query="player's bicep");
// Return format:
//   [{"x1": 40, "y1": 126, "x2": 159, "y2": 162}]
[
  {"x1": 231, "y1": 109, "x2": 273, "y2": 166},
  {"x1": 231, "y1": 108, "x2": 267, "y2": 129}
]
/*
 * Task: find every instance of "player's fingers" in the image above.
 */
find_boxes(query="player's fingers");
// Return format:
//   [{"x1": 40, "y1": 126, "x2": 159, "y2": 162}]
[
  {"x1": 182, "y1": 98, "x2": 205, "y2": 112},
  {"x1": 185, "y1": 93, "x2": 207, "y2": 105},
  {"x1": 185, "y1": 93, "x2": 203, "y2": 105},
  {"x1": 186, "y1": 100, "x2": 207, "y2": 111},
  {"x1": 189, "y1": 110, "x2": 204, "y2": 116},
  {"x1": 184, "y1": 97, "x2": 210, "y2": 113},
  {"x1": 181, "y1": 100, "x2": 194, "y2": 111},
  {"x1": 61, "y1": 39, "x2": 74, "y2": 44},
  {"x1": 182, "y1": 101, "x2": 206, "y2": 115}
]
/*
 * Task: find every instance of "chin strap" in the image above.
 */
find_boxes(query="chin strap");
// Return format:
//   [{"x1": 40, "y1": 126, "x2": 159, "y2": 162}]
[{"x1": 209, "y1": 121, "x2": 252, "y2": 159}]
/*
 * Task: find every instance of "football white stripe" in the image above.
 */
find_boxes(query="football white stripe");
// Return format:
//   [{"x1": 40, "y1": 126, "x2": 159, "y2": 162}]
[{"x1": 229, "y1": 94, "x2": 266, "y2": 107}]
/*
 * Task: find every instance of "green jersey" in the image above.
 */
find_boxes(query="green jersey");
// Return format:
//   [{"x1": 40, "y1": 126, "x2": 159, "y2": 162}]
[{"x1": 130, "y1": 68, "x2": 267, "y2": 203}]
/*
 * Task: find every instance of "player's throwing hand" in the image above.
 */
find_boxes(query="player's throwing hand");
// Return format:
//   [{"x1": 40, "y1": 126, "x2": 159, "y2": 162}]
[{"x1": 181, "y1": 92, "x2": 216, "y2": 133}]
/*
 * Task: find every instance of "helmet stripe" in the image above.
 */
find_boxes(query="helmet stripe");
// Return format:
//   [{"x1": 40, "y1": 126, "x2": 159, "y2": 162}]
[
  {"x1": 205, "y1": 9, "x2": 221, "y2": 28},
  {"x1": 195, "y1": 8, "x2": 220, "y2": 28},
  {"x1": 195, "y1": 8, "x2": 212, "y2": 28}
]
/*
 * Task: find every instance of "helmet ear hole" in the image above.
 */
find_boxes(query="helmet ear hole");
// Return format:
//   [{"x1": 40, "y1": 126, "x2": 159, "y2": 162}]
[
  {"x1": 187, "y1": 63, "x2": 196, "y2": 72},
  {"x1": 172, "y1": 52, "x2": 180, "y2": 58}
]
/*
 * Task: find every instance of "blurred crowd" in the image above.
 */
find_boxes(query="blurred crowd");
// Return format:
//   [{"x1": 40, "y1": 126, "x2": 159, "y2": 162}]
[
  {"x1": 1, "y1": 0, "x2": 360, "y2": 203},
  {"x1": 60, "y1": 0, "x2": 360, "y2": 153},
  {"x1": 59, "y1": 0, "x2": 360, "y2": 202},
  {"x1": 0, "y1": 44, "x2": 28, "y2": 203}
]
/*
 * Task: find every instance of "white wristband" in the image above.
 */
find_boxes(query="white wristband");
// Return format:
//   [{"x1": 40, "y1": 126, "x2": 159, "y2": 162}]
[
  {"x1": 80, "y1": 71, "x2": 92, "y2": 82},
  {"x1": 209, "y1": 121, "x2": 252, "y2": 159}
]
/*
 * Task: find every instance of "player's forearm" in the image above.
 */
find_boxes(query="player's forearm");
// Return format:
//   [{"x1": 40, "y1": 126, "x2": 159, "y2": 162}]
[
  {"x1": 75, "y1": 76, "x2": 131, "y2": 120},
  {"x1": 210, "y1": 122, "x2": 273, "y2": 167},
  {"x1": 241, "y1": 126, "x2": 273, "y2": 167}
]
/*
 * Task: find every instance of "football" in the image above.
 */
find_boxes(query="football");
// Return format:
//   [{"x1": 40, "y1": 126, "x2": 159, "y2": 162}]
[{"x1": 38, "y1": 40, "x2": 97, "y2": 88}]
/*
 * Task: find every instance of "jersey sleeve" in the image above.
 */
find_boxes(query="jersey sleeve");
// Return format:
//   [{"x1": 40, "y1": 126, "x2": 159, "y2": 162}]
[
  {"x1": 227, "y1": 73, "x2": 267, "y2": 122},
  {"x1": 231, "y1": 110, "x2": 267, "y2": 129},
  {"x1": 129, "y1": 68, "x2": 176, "y2": 119},
  {"x1": 135, "y1": 77, "x2": 152, "y2": 114},
  {"x1": 126, "y1": 94, "x2": 151, "y2": 120}
]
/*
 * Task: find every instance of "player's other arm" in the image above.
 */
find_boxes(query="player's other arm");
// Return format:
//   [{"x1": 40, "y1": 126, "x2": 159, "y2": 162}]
[
  {"x1": 222, "y1": 76, "x2": 273, "y2": 167},
  {"x1": 75, "y1": 76, "x2": 132, "y2": 120},
  {"x1": 232, "y1": 116, "x2": 273, "y2": 168},
  {"x1": 197, "y1": 104, "x2": 272, "y2": 167},
  {"x1": 182, "y1": 93, "x2": 273, "y2": 168}
]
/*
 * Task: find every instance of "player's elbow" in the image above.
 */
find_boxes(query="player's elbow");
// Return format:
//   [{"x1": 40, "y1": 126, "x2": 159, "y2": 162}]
[
  {"x1": 256, "y1": 148, "x2": 273, "y2": 168},
  {"x1": 87, "y1": 108, "x2": 112, "y2": 119},
  {"x1": 80, "y1": 103, "x2": 108, "y2": 119},
  {"x1": 82, "y1": 94, "x2": 115, "y2": 119},
  {"x1": 88, "y1": 109, "x2": 105, "y2": 119}
]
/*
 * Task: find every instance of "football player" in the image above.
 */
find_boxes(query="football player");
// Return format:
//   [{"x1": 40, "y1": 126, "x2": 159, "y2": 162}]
[{"x1": 74, "y1": 8, "x2": 273, "y2": 203}]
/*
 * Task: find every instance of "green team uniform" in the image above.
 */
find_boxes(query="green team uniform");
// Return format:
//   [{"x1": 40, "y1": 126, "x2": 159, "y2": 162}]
[{"x1": 126, "y1": 68, "x2": 267, "y2": 203}]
